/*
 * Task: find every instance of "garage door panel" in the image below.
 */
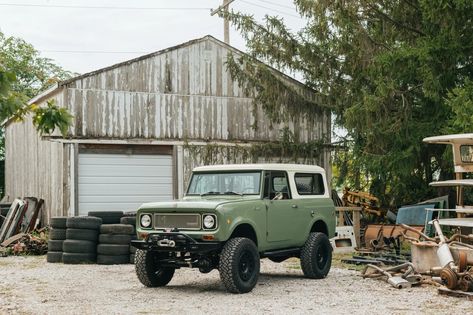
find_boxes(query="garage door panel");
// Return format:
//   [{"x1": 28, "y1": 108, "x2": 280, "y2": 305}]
[
  {"x1": 78, "y1": 195, "x2": 170, "y2": 203},
  {"x1": 79, "y1": 184, "x2": 172, "y2": 195},
  {"x1": 79, "y1": 176, "x2": 172, "y2": 185},
  {"x1": 80, "y1": 166, "x2": 172, "y2": 177},
  {"x1": 78, "y1": 153, "x2": 173, "y2": 215}
]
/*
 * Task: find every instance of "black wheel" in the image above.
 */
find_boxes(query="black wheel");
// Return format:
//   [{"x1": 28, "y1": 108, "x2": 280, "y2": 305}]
[
  {"x1": 50, "y1": 217, "x2": 68, "y2": 229},
  {"x1": 300, "y1": 232, "x2": 332, "y2": 279},
  {"x1": 135, "y1": 249, "x2": 175, "y2": 287},
  {"x1": 66, "y1": 228, "x2": 99, "y2": 242},
  {"x1": 49, "y1": 228, "x2": 67, "y2": 240},
  {"x1": 66, "y1": 217, "x2": 102, "y2": 230},
  {"x1": 48, "y1": 240, "x2": 64, "y2": 251},
  {"x1": 98, "y1": 233, "x2": 132, "y2": 244},
  {"x1": 46, "y1": 251, "x2": 63, "y2": 263},
  {"x1": 97, "y1": 244, "x2": 130, "y2": 255},
  {"x1": 97, "y1": 254, "x2": 130, "y2": 265},
  {"x1": 219, "y1": 237, "x2": 260, "y2": 294},
  {"x1": 100, "y1": 224, "x2": 135, "y2": 235},
  {"x1": 62, "y1": 240, "x2": 97, "y2": 253}
]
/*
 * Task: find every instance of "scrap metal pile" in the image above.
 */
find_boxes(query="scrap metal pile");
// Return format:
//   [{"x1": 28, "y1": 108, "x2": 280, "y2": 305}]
[{"x1": 0, "y1": 197, "x2": 46, "y2": 256}]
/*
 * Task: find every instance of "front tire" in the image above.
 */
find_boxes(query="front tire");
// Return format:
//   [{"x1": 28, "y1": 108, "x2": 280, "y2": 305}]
[
  {"x1": 135, "y1": 249, "x2": 175, "y2": 287},
  {"x1": 219, "y1": 237, "x2": 260, "y2": 293},
  {"x1": 300, "y1": 232, "x2": 332, "y2": 279}
]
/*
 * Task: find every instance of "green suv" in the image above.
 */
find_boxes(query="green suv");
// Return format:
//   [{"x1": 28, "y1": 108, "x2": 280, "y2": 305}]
[{"x1": 131, "y1": 164, "x2": 336, "y2": 293}]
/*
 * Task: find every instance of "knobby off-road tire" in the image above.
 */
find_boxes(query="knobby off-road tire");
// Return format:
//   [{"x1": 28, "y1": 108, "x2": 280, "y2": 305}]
[
  {"x1": 219, "y1": 237, "x2": 260, "y2": 294},
  {"x1": 135, "y1": 249, "x2": 175, "y2": 287},
  {"x1": 300, "y1": 232, "x2": 332, "y2": 279}
]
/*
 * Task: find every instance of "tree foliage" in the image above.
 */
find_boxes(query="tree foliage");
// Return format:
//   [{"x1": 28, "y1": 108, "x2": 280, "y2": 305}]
[
  {"x1": 224, "y1": 0, "x2": 473, "y2": 206},
  {"x1": 0, "y1": 31, "x2": 74, "y2": 158}
]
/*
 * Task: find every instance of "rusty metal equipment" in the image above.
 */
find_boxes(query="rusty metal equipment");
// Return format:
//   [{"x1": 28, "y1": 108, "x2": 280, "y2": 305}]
[
  {"x1": 362, "y1": 262, "x2": 421, "y2": 289},
  {"x1": 342, "y1": 187, "x2": 383, "y2": 217}
]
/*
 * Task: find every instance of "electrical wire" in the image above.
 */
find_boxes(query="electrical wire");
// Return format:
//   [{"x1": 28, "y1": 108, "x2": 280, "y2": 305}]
[
  {"x1": 238, "y1": 0, "x2": 300, "y2": 18},
  {"x1": 40, "y1": 50, "x2": 149, "y2": 54},
  {"x1": 0, "y1": 3, "x2": 212, "y2": 10},
  {"x1": 253, "y1": 0, "x2": 295, "y2": 10}
]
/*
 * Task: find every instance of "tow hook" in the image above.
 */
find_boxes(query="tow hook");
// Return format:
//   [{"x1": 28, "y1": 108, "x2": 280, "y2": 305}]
[{"x1": 157, "y1": 239, "x2": 176, "y2": 247}]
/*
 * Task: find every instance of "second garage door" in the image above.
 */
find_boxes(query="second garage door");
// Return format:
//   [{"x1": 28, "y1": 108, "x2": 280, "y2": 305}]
[{"x1": 78, "y1": 153, "x2": 173, "y2": 215}]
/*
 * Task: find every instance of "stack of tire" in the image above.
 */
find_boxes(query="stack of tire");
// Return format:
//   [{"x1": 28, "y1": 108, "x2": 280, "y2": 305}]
[
  {"x1": 97, "y1": 222, "x2": 135, "y2": 265},
  {"x1": 120, "y1": 213, "x2": 137, "y2": 263},
  {"x1": 88, "y1": 211, "x2": 123, "y2": 224},
  {"x1": 47, "y1": 217, "x2": 68, "y2": 263},
  {"x1": 62, "y1": 216, "x2": 102, "y2": 264}
]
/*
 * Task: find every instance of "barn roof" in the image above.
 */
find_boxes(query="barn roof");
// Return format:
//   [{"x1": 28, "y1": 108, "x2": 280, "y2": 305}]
[{"x1": 26, "y1": 35, "x2": 315, "y2": 108}]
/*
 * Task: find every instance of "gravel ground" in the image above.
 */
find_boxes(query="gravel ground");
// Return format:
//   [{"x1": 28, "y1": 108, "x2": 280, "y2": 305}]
[{"x1": 0, "y1": 255, "x2": 471, "y2": 315}]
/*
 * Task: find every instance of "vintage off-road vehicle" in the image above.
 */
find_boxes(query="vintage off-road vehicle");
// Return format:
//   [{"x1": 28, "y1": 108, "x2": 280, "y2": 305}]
[{"x1": 131, "y1": 164, "x2": 336, "y2": 293}]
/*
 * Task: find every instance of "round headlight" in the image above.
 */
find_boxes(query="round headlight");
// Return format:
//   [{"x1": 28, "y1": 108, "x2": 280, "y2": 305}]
[
  {"x1": 140, "y1": 214, "x2": 152, "y2": 228},
  {"x1": 203, "y1": 215, "x2": 215, "y2": 229}
]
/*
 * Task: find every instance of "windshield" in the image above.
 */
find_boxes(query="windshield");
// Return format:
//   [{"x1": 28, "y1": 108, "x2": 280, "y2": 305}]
[{"x1": 187, "y1": 171, "x2": 261, "y2": 196}]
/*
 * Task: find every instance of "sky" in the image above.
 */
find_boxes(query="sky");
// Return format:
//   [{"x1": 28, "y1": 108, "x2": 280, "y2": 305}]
[{"x1": 0, "y1": 0, "x2": 304, "y2": 74}]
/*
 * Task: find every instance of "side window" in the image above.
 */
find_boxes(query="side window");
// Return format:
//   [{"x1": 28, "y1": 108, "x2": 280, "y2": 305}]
[
  {"x1": 295, "y1": 173, "x2": 325, "y2": 195},
  {"x1": 264, "y1": 171, "x2": 291, "y2": 200}
]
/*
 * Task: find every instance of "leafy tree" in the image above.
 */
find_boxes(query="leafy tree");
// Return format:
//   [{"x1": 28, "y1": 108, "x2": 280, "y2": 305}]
[
  {"x1": 223, "y1": 0, "x2": 473, "y2": 206},
  {"x1": 0, "y1": 32, "x2": 73, "y2": 158}
]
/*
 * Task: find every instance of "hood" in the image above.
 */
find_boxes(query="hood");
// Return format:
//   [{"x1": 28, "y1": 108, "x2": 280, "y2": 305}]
[{"x1": 138, "y1": 195, "x2": 259, "y2": 211}]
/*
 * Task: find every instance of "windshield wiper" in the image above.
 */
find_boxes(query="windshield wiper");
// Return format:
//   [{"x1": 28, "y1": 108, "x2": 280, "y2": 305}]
[
  {"x1": 223, "y1": 191, "x2": 243, "y2": 196},
  {"x1": 200, "y1": 191, "x2": 221, "y2": 196}
]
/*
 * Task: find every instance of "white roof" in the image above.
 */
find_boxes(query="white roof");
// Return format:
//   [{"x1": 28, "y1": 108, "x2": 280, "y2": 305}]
[
  {"x1": 193, "y1": 163, "x2": 325, "y2": 173},
  {"x1": 429, "y1": 179, "x2": 473, "y2": 187},
  {"x1": 423, "y1": 134, "x2": 473, "y2": 145}
]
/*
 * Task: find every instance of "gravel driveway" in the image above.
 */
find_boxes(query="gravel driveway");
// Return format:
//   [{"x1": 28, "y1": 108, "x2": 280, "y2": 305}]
[{"x1": 0, "y1": 255, "x2": 471, "y2": 314}]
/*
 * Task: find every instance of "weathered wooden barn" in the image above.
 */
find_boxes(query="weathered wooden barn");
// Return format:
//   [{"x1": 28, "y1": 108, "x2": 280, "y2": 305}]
[{"x1": 4, "y1": 35, "x2": 331, "y2": 223}]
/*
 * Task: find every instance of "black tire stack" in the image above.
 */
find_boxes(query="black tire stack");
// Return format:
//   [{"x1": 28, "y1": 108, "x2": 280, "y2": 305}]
[
  {"x1": 47, "y1": 217, "x2": 68, "y2": 263},
  {"x1": 120, "y1": 214, "x2": 137, "y2": 263},
  {"x1": 63, "y1": 216, "x2": 102, "y2": 264},
  {"x1": 88, "y1": 211, "x2": 123, "y2": 224},
  {"x1": 97, "y1": 223, "x2": 135, "y2": 265}
]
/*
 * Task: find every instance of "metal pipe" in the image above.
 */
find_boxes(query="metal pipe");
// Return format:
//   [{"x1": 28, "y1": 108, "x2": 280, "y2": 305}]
[{"x1": 400, "y1": 224, "x2": 437, "y2": 242}]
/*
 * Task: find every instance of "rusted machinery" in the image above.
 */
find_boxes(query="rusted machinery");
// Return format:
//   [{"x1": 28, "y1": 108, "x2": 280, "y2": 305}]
[{"x1": 342, "y1": 187, "x2": 383, "y2": 217}]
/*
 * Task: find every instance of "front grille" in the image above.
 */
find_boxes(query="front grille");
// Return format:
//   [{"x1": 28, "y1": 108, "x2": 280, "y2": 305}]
[{"x1": 154, "y1": 214, "x2": 201, "y2": 230}]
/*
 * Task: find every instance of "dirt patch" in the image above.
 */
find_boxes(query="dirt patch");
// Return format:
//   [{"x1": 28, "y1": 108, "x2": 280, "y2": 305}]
[{"x1": 0, "y1": 255, "x2": 471, "y2": 314}]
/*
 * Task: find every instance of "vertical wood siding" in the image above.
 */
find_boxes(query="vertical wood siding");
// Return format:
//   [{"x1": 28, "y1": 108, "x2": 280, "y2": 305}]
[{"x1": 5, "y1": 95, "x2": 67, "y2": 223}]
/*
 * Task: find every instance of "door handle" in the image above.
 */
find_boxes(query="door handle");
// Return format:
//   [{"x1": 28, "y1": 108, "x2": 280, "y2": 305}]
[{"x1": 292, "y1": 204, "x2": 298, "y2": 208}]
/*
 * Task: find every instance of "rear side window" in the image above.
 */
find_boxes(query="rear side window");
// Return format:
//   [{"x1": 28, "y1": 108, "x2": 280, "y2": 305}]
[{"x1": 295, "y1": 173, "x2": 325, "y2": 195}]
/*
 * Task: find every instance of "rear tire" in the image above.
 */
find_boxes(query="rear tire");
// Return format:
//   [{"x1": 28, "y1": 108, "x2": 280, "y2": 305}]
[
  {"x1": 135, "y1": 249, "x2": 175, "y2": 287},
  {"x1": 219, "y1": 237, "x2": 260, "y2": 294},
  {"x1": 300, "y1": 232, "x2": 332, "y2": 279}
]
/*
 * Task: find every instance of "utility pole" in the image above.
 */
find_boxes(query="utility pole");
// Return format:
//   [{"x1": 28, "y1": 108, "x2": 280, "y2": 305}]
[{"x1": 211, "y1": 0, "x2": 236, "y2": 44}]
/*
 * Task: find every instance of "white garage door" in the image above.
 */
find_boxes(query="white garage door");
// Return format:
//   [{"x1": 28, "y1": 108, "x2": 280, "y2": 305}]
[{"x1": 78, "y1": 153, "x2": 173, "y2": 215}]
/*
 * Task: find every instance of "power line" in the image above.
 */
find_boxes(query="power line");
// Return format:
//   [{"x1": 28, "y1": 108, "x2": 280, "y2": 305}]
[
  {"x1": 40, "y1": 50, "x2": 150, "y2": 54},
  {"x1": 239, "y1": 0, "x2": 299, "y2": 18},
  {"x1": 0, "y1": 3, "x2": 212, "y2": 10},
  {"x1": 253, "y1": 0, "x2": 295, "y2": 10}
]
